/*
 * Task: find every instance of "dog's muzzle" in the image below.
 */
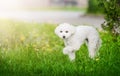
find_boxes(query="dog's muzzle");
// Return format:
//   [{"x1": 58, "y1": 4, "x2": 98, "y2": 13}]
[{"x1": 63, "y1": 36, "x2": 66, "y2": 39}]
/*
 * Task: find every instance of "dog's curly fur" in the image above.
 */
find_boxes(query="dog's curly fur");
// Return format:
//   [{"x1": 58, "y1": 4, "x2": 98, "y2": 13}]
[{"x1": 55, "y1": 23, "x2": 102, "y2": 61}]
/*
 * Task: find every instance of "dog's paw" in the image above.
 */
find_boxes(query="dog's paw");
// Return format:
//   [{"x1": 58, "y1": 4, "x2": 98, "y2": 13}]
[
  {"x1": 89, "y1": 52, "x2": 96, "y2": 59},
  {"x1": 63, "y1": 50, "x2": 68, "y2": 55},
  {"x1": 63, "y1": 48, "x2": 69, "y2": 55},
  {"x1": 63, "y1": 46, "x2": 74, "y2": 54},
  {"x1": 68, "y1": 52, "x2": 75, "y2": 61}
]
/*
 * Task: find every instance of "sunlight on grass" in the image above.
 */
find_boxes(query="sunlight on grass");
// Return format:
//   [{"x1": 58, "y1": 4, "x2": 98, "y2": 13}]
[
  {"x1": 0, "y1": 20, "x2": 62, "y2": 62},
  {"x1": 0, "y1": 20, "x2": 120, "y2": 76}
]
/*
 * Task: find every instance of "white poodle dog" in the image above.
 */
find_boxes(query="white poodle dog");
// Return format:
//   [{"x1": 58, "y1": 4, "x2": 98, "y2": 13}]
[{"x1": 55, "y1": 23, "x2": 102, "y2": 61}]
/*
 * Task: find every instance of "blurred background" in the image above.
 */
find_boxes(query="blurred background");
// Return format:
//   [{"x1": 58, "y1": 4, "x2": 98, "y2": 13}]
[
  {"x1": 0, "y1": 0, "x2": 104, "y2": 29},
  {"x1": 0, "y1": 0, "x2": 87, "y2": 10},
  {"x1": 0, "y1": 1, "x2": 120, "y2": 75}
]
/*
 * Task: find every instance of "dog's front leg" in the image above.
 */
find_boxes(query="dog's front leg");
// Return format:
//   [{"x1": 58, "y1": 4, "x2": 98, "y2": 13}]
[
  {"x1": 63, "y1": 46, "x2": 76, "y2": 61},
  {"x1": 63, "y1": 46, "x2": 74, "y2": 55},
  {"x1": 68, "y1": 51, "x2": 75, "y2": 61}
]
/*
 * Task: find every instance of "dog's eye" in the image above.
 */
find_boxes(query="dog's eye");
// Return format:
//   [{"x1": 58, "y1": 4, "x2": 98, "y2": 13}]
[
  {"x1": 65, "y1": 31, "x2": 68, "y2": 33},
  {"x1": 60, "y1": 31, "x2": 63, "y2": 33}
]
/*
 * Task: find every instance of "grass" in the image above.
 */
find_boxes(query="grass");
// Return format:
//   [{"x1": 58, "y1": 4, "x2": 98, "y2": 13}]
[{"x1": 0, "y1": 20, "x2": 120, "y2": 76}]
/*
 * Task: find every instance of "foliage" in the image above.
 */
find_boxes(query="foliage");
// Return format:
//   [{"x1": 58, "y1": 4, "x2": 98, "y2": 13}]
[
  {"x1": 87, "y1": 0, "x2": 104, "y2": 14},
  {"x1": 98, "y1": 0, "x2": 120, "y2": 36},
  {"x1": 0, "y1": 20, "x2": 120, "y2": 76}
]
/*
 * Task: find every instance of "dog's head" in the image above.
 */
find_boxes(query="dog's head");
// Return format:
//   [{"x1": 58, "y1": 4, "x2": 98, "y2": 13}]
[{"x1": 55, "y1": 23, "x2": 75, "y2": 39}]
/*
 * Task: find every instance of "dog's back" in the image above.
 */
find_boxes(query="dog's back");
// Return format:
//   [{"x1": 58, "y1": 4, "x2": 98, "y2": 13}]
[{"x1": 74, "y1": 26, "x2": 99, "y2": 38}]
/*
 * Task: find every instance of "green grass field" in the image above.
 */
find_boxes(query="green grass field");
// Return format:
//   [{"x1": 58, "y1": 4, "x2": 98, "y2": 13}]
[{"x1": 0, "y1": 20, "x2": 120, "y2": 76}]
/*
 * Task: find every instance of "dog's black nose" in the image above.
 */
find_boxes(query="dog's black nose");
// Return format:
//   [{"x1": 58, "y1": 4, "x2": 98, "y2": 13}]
[{"x1": 63, "y1": 36, "x2": 65, "y2": 38}]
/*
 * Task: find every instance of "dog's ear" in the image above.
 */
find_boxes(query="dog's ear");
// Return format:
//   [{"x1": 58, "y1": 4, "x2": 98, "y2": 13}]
[{"x1": 69, "y1": 24, "x2": 76, "y2": 34}]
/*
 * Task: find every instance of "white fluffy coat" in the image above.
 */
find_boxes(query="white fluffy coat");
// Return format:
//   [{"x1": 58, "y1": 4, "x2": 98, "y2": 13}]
[{"x1": 55, "y1": 23, "x2": 101, "y2": 61}]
